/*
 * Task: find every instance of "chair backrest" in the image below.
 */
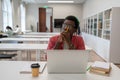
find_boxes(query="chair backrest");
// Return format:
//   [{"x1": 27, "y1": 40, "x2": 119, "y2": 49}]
[
  {"x1": 1, "y1": 40, "x2": 18, "y2": 44},
  {"x1": 0, "y1": 53, "x2": 17, "y2": 59},
  {"x1": 0, "y1": 40, "x2": 18, "y2": 60}
]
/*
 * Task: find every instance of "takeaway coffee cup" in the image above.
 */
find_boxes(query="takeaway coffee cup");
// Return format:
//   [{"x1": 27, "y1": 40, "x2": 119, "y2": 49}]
[{"x1": 31, "y1": 63, "x2": 40, "y2": 77}]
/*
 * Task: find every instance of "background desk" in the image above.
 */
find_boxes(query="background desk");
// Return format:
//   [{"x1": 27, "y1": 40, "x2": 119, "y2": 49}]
[
  {"x1": 0, "y1": 44, "x2": 48, "y2": 61},
  {"x1": 18, "y1": 35, "x2": 52, "y2": 38},
  {"x1": 25, "y1": 32, "x2": 59, "y2": 36},
  {"x1": 0, "y1": 38, "x2": 49, "y2": 43},
  {"x1": 0, "y1": 61, "x2": 120, "y2": 80}
]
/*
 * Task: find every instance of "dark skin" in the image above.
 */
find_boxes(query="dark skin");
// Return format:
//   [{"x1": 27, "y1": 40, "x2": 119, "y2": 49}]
[{"x1": 54, "y1": 20, "x2": 77, "y2": 49}]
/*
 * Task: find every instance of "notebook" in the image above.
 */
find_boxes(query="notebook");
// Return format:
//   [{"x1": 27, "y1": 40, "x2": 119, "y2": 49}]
[
  {"x1": 90, "y1": 61, "x2": 111, "y2": 73},
  {"x1": 47, "y1": 50, "x2": 90, "y2": 74}
]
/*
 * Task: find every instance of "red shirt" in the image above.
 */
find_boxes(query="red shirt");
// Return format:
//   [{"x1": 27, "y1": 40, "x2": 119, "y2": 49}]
[{"x1": 47, "y1": 35, "x2": 85, "y2": 50}]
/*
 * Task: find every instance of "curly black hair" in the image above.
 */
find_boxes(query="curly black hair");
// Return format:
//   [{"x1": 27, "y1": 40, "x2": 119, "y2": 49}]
[{"x1": 65, "y1": 15, "x2": 79, "y2": 29}]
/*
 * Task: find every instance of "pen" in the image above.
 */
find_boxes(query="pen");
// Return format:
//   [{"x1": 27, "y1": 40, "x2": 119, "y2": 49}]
[
  {"x1": 86, "y1": 66, "x2": 91, "y2": 71},
  {"x1": 65, "y1": 27, "x2": 69, "y2": 32}
]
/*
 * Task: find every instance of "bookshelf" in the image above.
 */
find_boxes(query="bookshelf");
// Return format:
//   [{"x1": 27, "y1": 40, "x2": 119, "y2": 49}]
[
  {"x1": 83, "y1": 10, "x2": 111, "y2": 40},
  {"x1": 93, "y1": 15, "x2": 97, "y2": 36},
  {"x1": 82, "y1": 7, "x2": 120, "y2": 63},
  {"x1": 103, "y1": 9, "x2": 112, "y2": 40}
]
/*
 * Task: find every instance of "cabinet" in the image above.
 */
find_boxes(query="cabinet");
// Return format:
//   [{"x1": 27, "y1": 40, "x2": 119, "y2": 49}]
[
  {"x1": 83, "y1": 9, "x2": 111, "y2": 40},
  {"x1": 82, "y1": 7, "x2": 120, "y2": 63}
]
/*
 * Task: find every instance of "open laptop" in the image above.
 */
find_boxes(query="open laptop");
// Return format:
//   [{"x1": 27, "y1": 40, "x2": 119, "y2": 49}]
[{"x1": 47, "y1": 50, "x2": 90, "y2": 74}]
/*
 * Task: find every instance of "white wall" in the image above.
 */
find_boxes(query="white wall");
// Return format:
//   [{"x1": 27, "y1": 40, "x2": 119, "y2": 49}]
[
  {"x1": 83, "y1": 0, "x2": 120, "y2": 18},
  {"x1": 25, "y1": 3, "x2": 82, "y2": 32},
  {"x1": 12, "y1": 0, "x2": 21, "y2": 27},
  {"x1": 82, "y1": 0, "x2": 120, "y2": 62},
  {"x1": 82, "y1": 33, "x2": 110, "y2": 61},
  {"x1": 46, "y1": 12, "x2": 51, "y2": 32}
]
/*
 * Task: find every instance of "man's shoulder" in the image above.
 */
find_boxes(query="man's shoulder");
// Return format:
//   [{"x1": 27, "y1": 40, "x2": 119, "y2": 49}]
[
  {"x1": 51, "y1": 35, "x2": 60, "y2": 38},
  {"x1": 50, "y1": 35, "x2": 60, "y2": 40}
]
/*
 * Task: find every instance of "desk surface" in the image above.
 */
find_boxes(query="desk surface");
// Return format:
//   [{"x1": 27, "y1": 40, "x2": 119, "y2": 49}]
[
  {"x1": 0, "y1": 44, "x2": 48, "y2": 50},
  {"x1": 0, "y1": 61, "x2": 120, "y2": 80},
  {"x1": 18, "y1": 35, "x2": 52, "y2": 38},
  {"x1": 0, "y1": 43, "x2": 91, "y2": 50},
  {"x1": 25, "y1": 32, "x2": 59, "y2": 35},
  {"x1": 0, "y1": 38, "x2": 49, "y2": 42}
]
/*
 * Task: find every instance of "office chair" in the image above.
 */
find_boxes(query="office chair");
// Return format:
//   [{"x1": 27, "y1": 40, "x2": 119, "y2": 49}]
[
  {"x1": 0, "y1": 40, "x2": 18, "y2": 60},
  {"x1": 0, "y1": 53, "x2": 17, "y2": 60}
]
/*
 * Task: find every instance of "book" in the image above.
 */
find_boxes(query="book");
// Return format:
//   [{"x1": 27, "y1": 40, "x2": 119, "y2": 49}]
[
  {"x1": 89, "y1": 61, "x2": 111, "y2": 75},
  {"x1": 20, "y1": 62, "x2": 46, "y2": 74},
  {"x1": 91, "y1": 61, "x2": 111, "y2": 72},
  {"x1": 90, "y1": 68, "x2": 107, "y2": 74},
  {"x1": 89, "y1": 68, "x2": 110, "y2": 76}
]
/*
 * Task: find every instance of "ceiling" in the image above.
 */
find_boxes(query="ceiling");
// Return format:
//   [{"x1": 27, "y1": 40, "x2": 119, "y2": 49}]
[{"x1": 22, "y1": 0, "x2": 86, "y2": 4}]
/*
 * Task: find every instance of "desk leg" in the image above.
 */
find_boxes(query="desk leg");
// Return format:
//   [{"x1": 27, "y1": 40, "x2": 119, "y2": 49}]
[
  {"x1": 36, "y1": 49, "x2": 40, "y2": 61},
  {"x1": 39, "y1": 50, "x2": 47, "y2": 61},
  {"x1": 17, "y1": 50, "x2": 22, "y2": 61},
  {"x1": 27, "y1": 50, "x2": 31, "y2": 61}
]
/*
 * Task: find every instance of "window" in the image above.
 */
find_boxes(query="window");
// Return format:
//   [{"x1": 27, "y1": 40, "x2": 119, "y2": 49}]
[
  {"x1": 20, "y1": 3, "x2": 26, "y2": 32},
  {"x1": 2, "y1": 0, "x2": 12, "y2": 31}
]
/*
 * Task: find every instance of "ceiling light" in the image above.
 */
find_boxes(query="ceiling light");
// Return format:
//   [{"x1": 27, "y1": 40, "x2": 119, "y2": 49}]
[{"x1": 48, "y1": 1, "x2": 74, "y2": 3}]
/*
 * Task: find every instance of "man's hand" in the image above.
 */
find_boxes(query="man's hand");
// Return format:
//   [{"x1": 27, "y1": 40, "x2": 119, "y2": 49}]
[
  {"x1": 53, "y1": 34, "x2": 64, "y2": 49},
  {"x1": 54, "y1": 28, "x2": 76, "y2": 49},
  {"x1": 61, "y1": 31, "x2": 76, "y2": 49}
]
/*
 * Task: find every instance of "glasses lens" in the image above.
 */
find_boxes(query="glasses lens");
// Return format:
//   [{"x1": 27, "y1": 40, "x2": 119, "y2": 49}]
[{"x1": 63, "y1": 23, "x2": 75, "y2": 28}]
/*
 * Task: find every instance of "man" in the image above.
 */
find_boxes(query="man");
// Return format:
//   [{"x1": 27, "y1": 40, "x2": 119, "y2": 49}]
[
  {"x1": 47, "y1": 15, "x2": 85, "y2": 50},
  {"x1": 13, "y1": 25, "x2": 21, "y2": 34},
  {"x1": 5, "y1": 26, "x2": 14, "y2": 37}
]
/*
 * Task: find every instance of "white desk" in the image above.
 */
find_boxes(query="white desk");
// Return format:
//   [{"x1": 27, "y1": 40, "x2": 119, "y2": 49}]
[
  {"x1": 0, "y1": 44, "x2": 47, "y2": 50},
  {"x1": 25, "y1": 32, "x2": 59, "y2": 36},
  {"x1": 85, "y1": 45, "x2": 92, "y2": 50},
  {"x1": 0, "y1": 61, "x2": 120, "y2": 80},
  {"x1": 18, "y1": 35, "x2": 52, "y2": 38},
  {"x1": 0, "y1": 44, "x2": 48, "y2": 61},
  {"x1": 0, "y1": 38, "x2": 49, "y2": 43},
  {"x1": 22, "y1": 30, "x2": 32, "y2": 33}
]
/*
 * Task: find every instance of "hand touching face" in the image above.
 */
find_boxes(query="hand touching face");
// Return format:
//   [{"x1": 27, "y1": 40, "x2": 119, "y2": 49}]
[
  {"x1": 56, "y1": 20, "x2": 77, "y2": 45},
  {"x1": 62, "y1": 20, "x2": 76, "y2": 35},
  {"x1": 54, "y1": 20, "x2": 77, "y2": 49}
]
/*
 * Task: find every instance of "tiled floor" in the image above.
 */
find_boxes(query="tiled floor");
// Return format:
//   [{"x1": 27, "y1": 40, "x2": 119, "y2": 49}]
[
  {"x1": 20, "y1": 50, "x2": 105, "y2": 62},
  {"x1": 88, "y1": 50, "x2": 105, "y2": 62},
  {"x1": 115, "y1": 64, "x2": 120, "y2": 68},
  {"x1": 1, "y1": 50, "x2": 120, "y2": 68},
  {"x1": 90, "y1": 50, "x2": 120, "y2": 69},
  {"x1": 20, "y1": 48, "x2": 120, "y2": 69}
]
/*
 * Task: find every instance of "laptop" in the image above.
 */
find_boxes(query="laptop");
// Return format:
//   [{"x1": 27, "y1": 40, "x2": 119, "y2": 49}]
[{"x1": 47, "y1": 50, "x2": 90, "y2": 74}]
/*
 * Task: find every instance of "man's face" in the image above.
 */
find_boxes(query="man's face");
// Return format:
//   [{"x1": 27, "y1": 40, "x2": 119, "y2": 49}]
[{"x1": 62, "y1": 20, "x2": 76, "y2": 34}]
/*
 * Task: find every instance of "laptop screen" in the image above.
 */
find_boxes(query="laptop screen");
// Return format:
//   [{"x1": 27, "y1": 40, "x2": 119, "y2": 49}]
[{"x1": 47, "y1": 50, "x2": 90, "y2": 74}]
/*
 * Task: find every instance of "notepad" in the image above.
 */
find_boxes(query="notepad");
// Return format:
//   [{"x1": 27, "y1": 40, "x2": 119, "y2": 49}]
[
  {"x1": 91, "y1": 61, "x2": 110, "y2": 72},
  {"x1": 92, "y1": 61, "x2": 110, "y2": 68},
  {"x1": 20, "y1": 62, "x2": 46, "y2": 74},
  {"x1": 90, "y1": 61, "x2": 111, "y2": 76}
]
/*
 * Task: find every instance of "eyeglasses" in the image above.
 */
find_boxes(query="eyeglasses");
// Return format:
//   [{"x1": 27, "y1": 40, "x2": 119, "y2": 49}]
[{"x1": 62, "y1": 23, "x2": 75, "y2": 29}]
